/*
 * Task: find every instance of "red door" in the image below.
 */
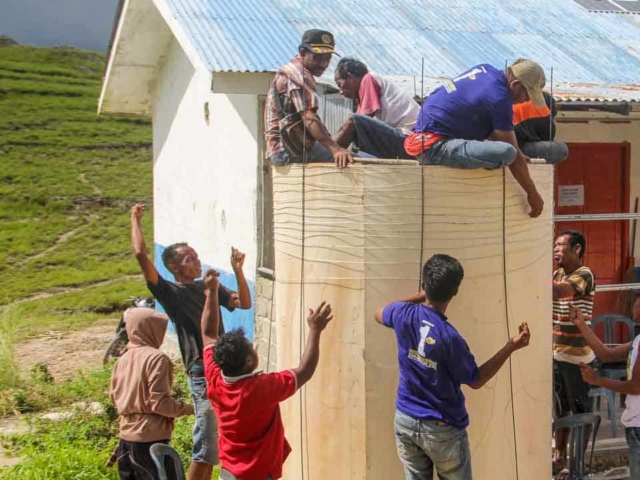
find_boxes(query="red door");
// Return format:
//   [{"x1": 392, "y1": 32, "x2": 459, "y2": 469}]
[{"x1": 554, "y1": 143, "x2": 630, "y2": 319}]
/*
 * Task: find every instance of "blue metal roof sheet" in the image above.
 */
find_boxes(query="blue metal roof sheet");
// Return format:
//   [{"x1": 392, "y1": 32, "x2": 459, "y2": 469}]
[{"x1": 161, "y1": 0, "x2": 640, "y2": 101}]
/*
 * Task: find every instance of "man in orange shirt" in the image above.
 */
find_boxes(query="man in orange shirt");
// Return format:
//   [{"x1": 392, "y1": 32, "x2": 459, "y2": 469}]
[{"x1": 513, "y1": 92, "x2": 568, "y2": 164}]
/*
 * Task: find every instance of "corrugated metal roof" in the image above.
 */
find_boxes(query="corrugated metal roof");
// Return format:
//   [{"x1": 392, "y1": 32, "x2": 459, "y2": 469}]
[{"x1": 160, "y1": 0, "x2": 640, "y2": 102}]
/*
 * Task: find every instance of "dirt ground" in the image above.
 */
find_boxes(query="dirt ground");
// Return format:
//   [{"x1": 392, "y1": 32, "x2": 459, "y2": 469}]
[
  {"x1": 14, "y1": 319, "x2": 181, "y2": 381},
  {"x1": 14, "y1": 318, "x2": 120, "y2": 381}
]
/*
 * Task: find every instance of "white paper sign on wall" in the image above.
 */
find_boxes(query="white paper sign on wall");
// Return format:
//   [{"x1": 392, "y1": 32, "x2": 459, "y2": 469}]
[{"x1": 558, "y1": 185, "x2": 585, "y2": 207}]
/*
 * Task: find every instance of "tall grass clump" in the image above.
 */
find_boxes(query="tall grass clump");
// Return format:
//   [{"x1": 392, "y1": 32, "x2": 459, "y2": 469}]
[{"x1": 0, "y1": 307, "x2": 20, "y2": 389}]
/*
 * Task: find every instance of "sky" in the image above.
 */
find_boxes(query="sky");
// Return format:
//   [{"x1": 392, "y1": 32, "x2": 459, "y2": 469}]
[{"x1": 0, "y1": 0, "x2": 120, "y2": 51}]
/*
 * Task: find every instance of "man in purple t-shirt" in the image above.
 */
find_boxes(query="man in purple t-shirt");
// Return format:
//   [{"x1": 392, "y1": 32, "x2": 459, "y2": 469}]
[
  {"x1": 406, "y1": 59, "x2": 547, "y2": 218},
  {"x1": 374, "y1": 254, "x2": 531, "y2": 479}
]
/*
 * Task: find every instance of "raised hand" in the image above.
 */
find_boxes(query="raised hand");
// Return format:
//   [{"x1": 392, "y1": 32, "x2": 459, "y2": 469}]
[
  {"x1": 203, "y1": 269, "x2": 220, "y2": 292},
  {"x1": 131, "y1": 203, "x2": 146, "y2": 223},
  {"x1": 230, "y1": 247, "x2": 246, "y2": 271},
  {"x1": 568, "y1": 305, "x2": 586, "y2": 327},
  {"x1": 307, "y1": 301, "x2": 333, "y2": 332},
  {"x1": 510, "y1": 322, "x2": 531, "y2": 351}
]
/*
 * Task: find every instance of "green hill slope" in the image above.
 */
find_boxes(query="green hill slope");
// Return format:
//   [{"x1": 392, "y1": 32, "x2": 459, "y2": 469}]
[{"x1": 0, "y1": 45, "x2": 153, "y2": 338}]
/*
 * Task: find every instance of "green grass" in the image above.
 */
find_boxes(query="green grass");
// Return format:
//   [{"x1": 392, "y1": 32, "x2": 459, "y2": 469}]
[
  {"x1": 0, "y1": 44, "x2": 153, "y2": 314},
  {"x1": 0, "y1": 43, "x2": 167, "y2": 477},
  {"x1": 0, "y1": 366, "x2": 215, "y2": 480}
]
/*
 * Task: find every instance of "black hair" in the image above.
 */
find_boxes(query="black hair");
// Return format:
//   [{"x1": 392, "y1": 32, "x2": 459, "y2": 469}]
[
  {"x1": 335, "y1": 57, "x2": 368, "y2": 80},
  {"x1": 161, "y1": 242, "x2": 189, "y2": 269},
  {"x1": 214, "y1": 328, "x2": 252, "y2": 376},
  {"x1": 558, "y1": 230, "x2": 586, "y2": 259},
  {"x1": 421, "y1": 254, "x2": 464, "y2": 303}
]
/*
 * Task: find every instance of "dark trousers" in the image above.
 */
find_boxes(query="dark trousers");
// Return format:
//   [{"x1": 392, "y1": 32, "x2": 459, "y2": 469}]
[
  {"x1": 117, "y1": 439, "x2": 173, "y2": 480},
  {"x1": 553, "y1": 360, "x2": 595, "y2": 416}
]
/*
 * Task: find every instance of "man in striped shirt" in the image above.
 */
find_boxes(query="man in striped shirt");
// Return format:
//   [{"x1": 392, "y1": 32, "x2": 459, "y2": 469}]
[{"x1": 552, "y1": 230, "x2": 596, "y2": 475}]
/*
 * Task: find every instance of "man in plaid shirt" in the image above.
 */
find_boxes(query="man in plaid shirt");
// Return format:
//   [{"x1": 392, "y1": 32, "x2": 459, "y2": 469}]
[{"x1": 264, "y1": 29, "x2": 353, "y2": 168}]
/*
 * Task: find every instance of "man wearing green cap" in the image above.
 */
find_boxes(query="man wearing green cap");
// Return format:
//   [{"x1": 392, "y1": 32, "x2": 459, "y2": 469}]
[
  {"x1": 405, "y1": 59, "x2": 548, "y2": 218},
  {"x1": 265, "y1": 29, "x2": 353, "y2": 168}
]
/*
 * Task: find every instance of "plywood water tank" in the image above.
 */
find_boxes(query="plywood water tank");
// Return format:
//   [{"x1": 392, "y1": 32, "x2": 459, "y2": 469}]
[{"x1": 272, "y1": 164, "x2": 553, "y2": 480}]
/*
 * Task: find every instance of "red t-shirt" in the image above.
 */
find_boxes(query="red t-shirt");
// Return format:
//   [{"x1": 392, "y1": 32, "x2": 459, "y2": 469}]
[{"x1": 203, "y1": 345, "x2": 297, "y2": 480}]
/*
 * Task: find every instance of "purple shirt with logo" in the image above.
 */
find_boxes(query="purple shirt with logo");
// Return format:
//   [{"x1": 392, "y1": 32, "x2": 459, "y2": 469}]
[
  {"x1": 383, "y1": 302, "x2": 479, "y2": 429},
  {"x1": 414, "y1": 64, "x2": 514, "y2": 140}
]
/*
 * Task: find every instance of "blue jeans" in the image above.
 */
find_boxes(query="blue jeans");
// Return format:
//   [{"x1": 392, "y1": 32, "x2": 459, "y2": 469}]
[
  {"x1": 420, "y1": 138, "x2": 516, "y2": 170},
  {"x1": 188, "y1": 373, "x2": 219, "y2": 465},
  {"x1": 351, "y1": 114, "x2": 412, "y2": 159},
  {"x1": 268, "y1": 142, "x2": 333, "y2": 165},
  {"x1": 626, "y1": 427, "x2": 640, "y2": 479},
  {"x1": 394, "y1": 410, "x2": 472, "y2": 480},
  {"x1": 521, "y1": 141, "x2": 568, "y2": 165}
]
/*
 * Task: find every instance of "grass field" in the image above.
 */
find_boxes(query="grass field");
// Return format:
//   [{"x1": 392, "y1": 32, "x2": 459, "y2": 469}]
[
  {"x1": 0, "y1": 45, "x2": 152, "y2": 328},
  {"x1": 0, "y1": 44, "x2": 194, "y2": 478}
]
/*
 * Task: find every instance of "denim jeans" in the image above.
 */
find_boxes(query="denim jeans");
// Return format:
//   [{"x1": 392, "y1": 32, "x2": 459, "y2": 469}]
[
  {"x1": 188, "y1": 372, "x2": 219, "y2": 465},
  {"x1": 351, "y1": 114, "x2": 412, "y2": 159},
  {"x1": 220, "y1": 468, "x2": 273, "y2": 480},
  {"x1": 521, "y1": 141, "x2": 568, "y2": 165},
  {"x1": 268, "y1": 142, "x2": 334, "y2": 165},
  {"x1": 420, "y1": 138, "x2": 516, "y2": 170},
  {"x1": 626, "y1": 427, "x2": 640, "y2": 479},
  {"x1": 394, "y1": 410, "x2": 472, "y2": 480}
]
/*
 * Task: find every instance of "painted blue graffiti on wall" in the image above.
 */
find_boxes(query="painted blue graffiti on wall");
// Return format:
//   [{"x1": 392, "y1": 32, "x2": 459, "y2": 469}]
[{"x1": 154, "y1": 243, "x2": 255, "y2": 341}]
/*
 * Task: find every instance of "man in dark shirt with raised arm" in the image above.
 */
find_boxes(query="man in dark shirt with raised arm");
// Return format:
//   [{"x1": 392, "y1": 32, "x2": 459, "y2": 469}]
[{"x1": 130, "y1": 203, "x2": 251, "y2": 480}]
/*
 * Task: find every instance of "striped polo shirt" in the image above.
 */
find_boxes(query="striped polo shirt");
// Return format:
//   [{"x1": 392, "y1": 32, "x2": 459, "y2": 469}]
[{"x1": 553, "y1": 266, "x2": 596, "y2": 364}]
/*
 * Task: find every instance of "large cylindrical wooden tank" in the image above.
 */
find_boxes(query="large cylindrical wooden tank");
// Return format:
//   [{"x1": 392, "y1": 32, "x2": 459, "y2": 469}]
[{"x1": 272, "y1": 164, "x2": 553, "y2": 480}]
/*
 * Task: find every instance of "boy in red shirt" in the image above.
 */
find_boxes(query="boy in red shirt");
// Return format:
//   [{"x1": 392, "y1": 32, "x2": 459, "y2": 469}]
[{"x1": 200, "y1": 269, "x2": 333, "y2": 480}]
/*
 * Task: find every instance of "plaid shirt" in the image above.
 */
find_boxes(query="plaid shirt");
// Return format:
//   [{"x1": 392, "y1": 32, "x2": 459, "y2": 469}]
[{"x1": 264, "y1": 56, "x2": 318, "y2": 158}]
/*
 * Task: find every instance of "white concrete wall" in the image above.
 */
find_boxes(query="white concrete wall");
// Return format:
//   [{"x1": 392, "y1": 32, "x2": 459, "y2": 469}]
[
  {"x1": 151, "y1": 37, "x2": 260, "y2": 334},
  {"x1": 557, "y1": 115, "x2": 640, "y2": 259}
]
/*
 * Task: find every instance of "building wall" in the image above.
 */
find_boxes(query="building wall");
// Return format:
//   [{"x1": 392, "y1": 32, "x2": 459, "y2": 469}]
[
  {"x1": 151, "y1": 37, "x2": 260, "y2": 337},
  {"x1": 254, "y1": 274, "x2": 277, "y2": 373},
  {"x1": 557, "y1": 116, "x2": 640, "y2": 261}
]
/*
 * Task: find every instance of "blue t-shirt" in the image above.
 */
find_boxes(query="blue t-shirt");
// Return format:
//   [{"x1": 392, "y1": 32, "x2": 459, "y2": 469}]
[
  {"x1": 383, "y1": 302, "x2": 479, "y2": 429},
  {"x1": 414, "y1": 64, "x2": 514, "y2": 140}
]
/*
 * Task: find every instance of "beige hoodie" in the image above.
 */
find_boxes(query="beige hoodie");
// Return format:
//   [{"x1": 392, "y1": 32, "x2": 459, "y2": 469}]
[{"x1": 110, "y1": 307, "x2": 193, "y2": 442}]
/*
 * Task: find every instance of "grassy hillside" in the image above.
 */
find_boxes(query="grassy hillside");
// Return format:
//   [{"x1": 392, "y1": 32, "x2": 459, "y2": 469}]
[
  {"x1": 0, "y1": 45, "x2": 190, "y2": 479},
  {"x1": 0, "y1": 45, "x2": 153, "y2": 339}
]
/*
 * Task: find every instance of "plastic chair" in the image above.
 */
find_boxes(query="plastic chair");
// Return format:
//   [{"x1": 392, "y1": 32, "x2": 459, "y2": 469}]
[
  {"x1": 587, "y1": 385, "x2": 617, "y2": 438},
  {"x1": 553, "y1": 413, "x2": 601, "y2": 480},
  {"x1": 591, "y1": 314, "x2": 635, "y2": 348},
  {"x1": 149, "y1": 443, "x2": 186, "y2": 480},
  {"x1": 588, "y1": 314, "x2": 635, "y2": 437}
]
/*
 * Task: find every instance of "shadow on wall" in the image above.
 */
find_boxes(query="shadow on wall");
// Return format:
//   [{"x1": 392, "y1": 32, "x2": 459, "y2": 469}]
[{"x1": 153, "y1": 243, "x2": 255, "y2": 341}]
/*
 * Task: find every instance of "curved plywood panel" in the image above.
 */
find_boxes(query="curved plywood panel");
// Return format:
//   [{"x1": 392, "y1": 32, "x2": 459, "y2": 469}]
[{"x1": 273, "y1": 164, "x2": 553, "y2": 480}]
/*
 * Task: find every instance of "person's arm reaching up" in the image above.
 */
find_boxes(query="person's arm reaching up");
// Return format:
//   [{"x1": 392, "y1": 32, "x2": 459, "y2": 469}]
[
  {"x1": 230, "y1": 247, "x2": 251, "y2": 309},
  {"x1": 469, "y1": 322, "x2": 531, "y2": 389},
  {"x1": 292, "y1": 301, "x2": 334, "y2": 388},
  {"x1": 201, "y1": 269, "x2": 221, "y2": 347},
  {"x1": 569, "y1": 305, "x2": 631, "y2": 363},
  {"x1": 131, "y1": 204, "x2": 159, "y2": 285},
  {"x1": 490, "y1": 129, "x2": 544, "y2": 218}
]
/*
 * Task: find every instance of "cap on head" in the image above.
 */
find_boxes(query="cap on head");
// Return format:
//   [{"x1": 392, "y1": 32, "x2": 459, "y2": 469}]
[
  {"x1": 509, "y1": 58, "x2": 546, "y2": 108},
  {"x1": 299, "y1": 29, "x2": 339, "y2": 56}
]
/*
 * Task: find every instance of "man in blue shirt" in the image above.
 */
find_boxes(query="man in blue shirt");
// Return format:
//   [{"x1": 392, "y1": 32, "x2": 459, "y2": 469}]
[
  {"x1": 405, "y1": 59, "x2": 547, "y2": 218},
  {"x1": 374, "y1": 254, "x2": 531, "y2": 479}
]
